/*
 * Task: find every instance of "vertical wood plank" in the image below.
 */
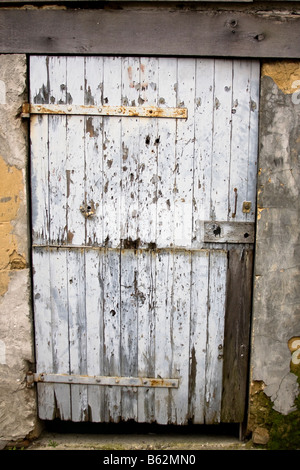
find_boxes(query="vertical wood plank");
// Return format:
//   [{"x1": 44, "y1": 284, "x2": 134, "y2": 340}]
[
  {"x1": 137, "y1": 57, "x2": 158, "y2": 247},
  {"x1": 174, "y1": 59, "x2": 195, "y2": 248},
  {"x1": 30, "y1": 55, "x2": 50, "y2": 105},
  {"x1": 193, "y1": 59, "x2": 214, "y2": 246},
  {"x1": 30, "y1": 56, "x2": 50, "y2": 245},
  {"x1": 103, "y1": 249, "x2": 122, "y2": 422},
  {"x1": 66, "y1": 57, "x2": 85, "y2": 246},
  {"x1": 84, "y1": 56, "x2": 104, "y2": 246},
  {"x1": 170, "y1": 251, "x2": 191, "y2": 425},
  {"x1": 102, "y1": 57, "x2": 123, "y2": 420},
  {"x1": 156, "y1": 58, "x2": 177, "y2": 249},
  {"x1": 120, "y1": 249, "x2": 138, "y2": 421},
  {"x1": 137, "y1": 250, "x2": 156, "y2": 423},
  {"x1": 48, "y1": 56, "x2": 67, "y2": 245},
  {"x1": 189, "y1": 251, "x2": 209, "y2": 424},
  {"x1": 65, "y1": 57, "x2": 88, "y2": 421},
  {"x1": 247, "y1": 60, "x2": 260, "y2": 222},
  {"x1": 85, "y1": 250, "x2": 104, "y2": 422},
  {"x1": 205, "y1": 250, "x2": 227, "y2": 423},
  {"x1": 155, "y1": 251, "x2": 173, "y2": 424},
  {"x1": 30, "y1": 114, "x2": 49, "y2": 245},
  {"x1": 120, "y1": 57, "x2": 140, "y2": 244},
  {"x1": 221, "y1": 249, "x2": 253, "y2": 422},
  {"x1": 67, "y1": 250, "x2": 87, "y2": 421},
  {"x1": 84, "y1": 57, "x2": 105, "y2": 421},
  {"x1": 210, "y1": 60, "x2": 233, "y2": 222},
  {"x1": 32, "y1": 249, "x2": 55, "y2": 419},
  {"x1": 30, "y1": 57, "x2": 53, "y2": 418},
  {"x1": 50, "y1": 249, "x2": 71, "y2": 419},
  {"x1": 47, "y1": 57, "x2": 71, "y2": 419},
  {"x1": 229, "y1": 60, "x2": 252, "y2": 222},
  {"x1": 103, "y1": 57, "x2": 122, "y2": 248}
]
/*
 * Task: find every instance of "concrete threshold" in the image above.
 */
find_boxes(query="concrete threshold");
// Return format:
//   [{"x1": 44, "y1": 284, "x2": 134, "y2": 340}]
[{"x1": 8, "y1": 422, "x2": 258, "y2": 451}]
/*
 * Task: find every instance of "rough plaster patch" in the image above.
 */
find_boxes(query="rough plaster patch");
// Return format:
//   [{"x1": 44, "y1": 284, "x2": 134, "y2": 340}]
[
  {"x1": 262, "y1": 61, "x2": 300, "y2": 95},
  {"x1": 0, "y1": 155, "x2": 26, "y2": 296},
  {"x1": 251, "y1": 69, "x2": 300, "y2": 417}
]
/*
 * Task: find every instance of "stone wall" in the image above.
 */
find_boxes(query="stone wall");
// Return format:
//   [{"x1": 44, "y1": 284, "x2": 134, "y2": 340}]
[
  {"x1": 0, "y1": 55, "x2": 38, "y2": 447},
  {"x1": 249, "y1": 62, "x2": 300, "y2": 448}
]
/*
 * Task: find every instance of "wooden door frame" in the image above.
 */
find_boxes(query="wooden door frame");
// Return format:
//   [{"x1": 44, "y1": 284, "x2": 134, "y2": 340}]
[{"x1": 1, "y1": 6, "x2": 300, "y2": 59}]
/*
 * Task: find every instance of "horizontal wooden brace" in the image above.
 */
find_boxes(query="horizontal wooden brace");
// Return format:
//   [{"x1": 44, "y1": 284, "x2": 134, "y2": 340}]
[
  {"x1": 32, "y1": 221, "x2": 255, "y2": 249},
  {"x1": 1, "y1": 9, "x2": 300, "y2": 58},
  {"x1": 22, "y1": 103, "x2": 187, "y2": 119},
  {"x1": 27, "y1": 372, "x2": 179, "y2": 389},
  {"x1": 204, "y1": 221, "x2": 254, "y2": 243}
]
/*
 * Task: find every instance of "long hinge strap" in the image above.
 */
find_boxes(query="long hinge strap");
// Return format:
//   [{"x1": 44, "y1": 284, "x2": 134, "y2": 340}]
[
  {"x1": 21, "y1": 103, "x2": 187, "y2": 119},
  {"x1": 26, "y1": 372, "x2": 179, "y2": 389}
]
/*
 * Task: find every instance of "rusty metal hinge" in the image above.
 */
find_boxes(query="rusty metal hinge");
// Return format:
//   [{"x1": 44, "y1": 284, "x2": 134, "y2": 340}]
[
  {"x1": 26, "y1": 372, "x2": 179, "y2": 389},
  {"x1": 21, "y1": 103, "x2": 187, "y2": 119}
]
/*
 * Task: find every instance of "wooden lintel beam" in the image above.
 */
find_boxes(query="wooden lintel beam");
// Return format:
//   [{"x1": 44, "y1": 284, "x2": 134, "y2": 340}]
[{"x1": 0, "y1": 9, "x2": 300, "y2": 58}]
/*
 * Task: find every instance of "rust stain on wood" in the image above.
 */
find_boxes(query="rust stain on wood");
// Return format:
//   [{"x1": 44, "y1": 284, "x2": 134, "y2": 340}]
[{"x1": 22, "y1": 103, "x2": 187, "y2": 119}]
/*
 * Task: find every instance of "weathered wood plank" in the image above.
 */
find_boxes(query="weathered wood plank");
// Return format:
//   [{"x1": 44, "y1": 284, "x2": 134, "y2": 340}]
[
  {"x1": 205, "y1": 250, "x2": 227, "y2": 423},
  {"x1": 137, "y1": 251, "x2": 156, "y2": 422},
  {"x1": 204, "y1": 221, "x2": 255, "y2": 243},
  {"x1": 155, "y1": 251, "x2": 173, "y2": 424},
  {"x1": 66, "y1": 57, "x2": 86, "y2": 247},
  {"x1": 48, "y1": 56, "x2": 67, "y2": 245},
  {"x1": 211, "y1": 60, "x2": 233, "y2": 221},
  {"x1": 84, "y1": 56, "x2": 104, "y2": 246},
  {"x1": 221, "y1": 248, "x2": 253, "y2": 422},
  {"x1": 32, "y1": 249, "x2": 55, "y2": 420},
  {"x1": 229, "y1": 60, "x2": 252, "y2": 222},
  {"x1": 102, "y1": 57, "x2": 122, "y2": 248},
  {"x1": 247, "y1": 60, "x2": 260, "y2": 218},
  {"x1": 137, "y1": 57, "x2": 159, "y2": 247},
  {"x1": 50, "y1": 249, "x2": 71, "y2": 419},
  {"x1": 2, "y1": 9, "x2": 300, "y2": 58},
  {"x1": 156, "y1": 57, "x2": 177, "y2": 249},
  {"x1": 120, "y1": 57, "x2": 140, "y2": 245},
  {"x1": 85, "y1": 250, "x2": 104, "y2": 422},
  {"x1": 174, "y1": 59, "x2": 195, "y2": 248},
  {"x1": 67, "y1": 250, "x2": 88, "y2": 421},
  {"x1": 192, "y1": 59, "x2": 214, "y2": 247},
  {"x1": 189, "y1": 251, "x2": 209, "y2": 424},
  {"x1": 120, "y1": 249, "x2": 138, "y2": 421},
  {"x1": 102, "y1": 250, "x2": 122, "y2": 422},
  {"x1": 170, "y1": 251, "x2": 191, "y2": 424}
]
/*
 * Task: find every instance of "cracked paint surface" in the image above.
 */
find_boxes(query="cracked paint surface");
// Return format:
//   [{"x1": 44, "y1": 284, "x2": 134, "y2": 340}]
[{"x1": 251, "y1": 62, "x2": 300, "y2": 421}]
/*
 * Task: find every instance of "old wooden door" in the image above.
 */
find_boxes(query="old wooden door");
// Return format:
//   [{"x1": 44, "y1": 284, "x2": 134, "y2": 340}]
[{"x1": 29, "y1": 56, "x2": 259, "y2": 425}]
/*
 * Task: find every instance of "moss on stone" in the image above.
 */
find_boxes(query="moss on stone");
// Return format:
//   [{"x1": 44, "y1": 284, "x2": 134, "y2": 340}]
[{"x1": 250, "y1": 376, "x2": 300, "y2": 450}]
